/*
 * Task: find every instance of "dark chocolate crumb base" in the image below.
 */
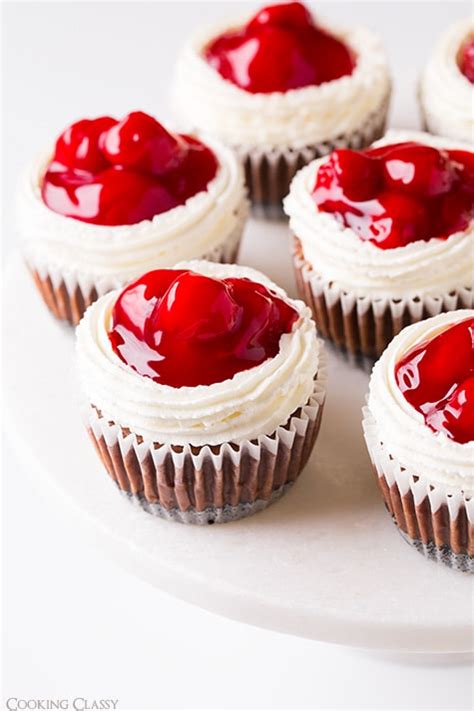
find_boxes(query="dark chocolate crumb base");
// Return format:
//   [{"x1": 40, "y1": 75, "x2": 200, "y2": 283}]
[
  {"x1": 119, "y1": 481, "x2": 294, "y2": 525},
  {"x1": 398, "y1": 528, "x2": 473, "y2": 574}
]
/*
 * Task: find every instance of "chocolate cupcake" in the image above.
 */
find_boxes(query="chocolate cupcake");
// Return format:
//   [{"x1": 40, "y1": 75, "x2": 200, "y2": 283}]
[
  {"x1": 76, "y1": 260, "x2": 326, "y2": 524},
  {"x1": 420, "y1": 20, "x2": 474, "y2": 143},
  {"x1": 18, "y1": 111, "x2": 248, "y2": 325},
  {"x1": 174, "y1": 2, "x2": 390, "y2": 213},
  {"x1": 284, "y1": 130, "x2": 474, "y2": 358},
  {"x1": 363, "y1": 310, "x2": 473, "y2": 572}
]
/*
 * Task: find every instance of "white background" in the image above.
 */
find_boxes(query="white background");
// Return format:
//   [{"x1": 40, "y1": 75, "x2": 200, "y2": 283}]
[{"x1": 2, "y1": 1, "x2": 473, "y2": 709}]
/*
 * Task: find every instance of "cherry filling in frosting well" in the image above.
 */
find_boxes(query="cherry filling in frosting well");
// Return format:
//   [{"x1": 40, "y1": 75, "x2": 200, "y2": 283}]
[
  {"x1": 459, "y1": 36, "x2": 474, "y2": 83},
  {"x1": 312, "y1": 142, "x2": 474, "y2": 249},
  {"x1": 395, "y1": 317, "x2": 474, "y2": 445},
  {"x1": 204, "y1": 2, "x2": 355, "y2": 94},
  {"x1": 41, "y1": 112, "x2": 218, "y2": 226},
  {"x1": 109, "y1": 269, "x2": 299, "y2": 388}
]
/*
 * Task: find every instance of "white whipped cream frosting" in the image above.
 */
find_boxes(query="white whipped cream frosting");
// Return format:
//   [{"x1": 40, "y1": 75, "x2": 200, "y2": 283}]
[
  {"x1": 18, "y1": 137, "x2": 247, "y2": 281},
  {"x1": 420, "y1": 19, "x2": 474, "y2": 144},
  {"x1": 368, "y1": 310, "x2": 474, "y2": 492},
  {"x1": 173, "y1": 13, "x2": 390, "y2": 149},
  {"x1": 283, "y1": 130, "x2": 474, "y2": 299},
  {"x1": 76, "y1": 260, "x2": 321, "y2": 446}
]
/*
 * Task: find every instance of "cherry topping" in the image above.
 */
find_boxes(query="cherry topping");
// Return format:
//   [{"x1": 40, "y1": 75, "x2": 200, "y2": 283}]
[
  {"x1": 395, "y1": 317, "x2": 474, "y2": 444},
  {"x1": 55, "y1": 117, "x2": 117, "y2": 172},
  {"x1": 41, "y1": 112, "x2": 218, "y2": 226},
  {"x1": 204, "y1": 2, "x2": 355, "y2": 94},
  {"x1": 102, "y1": 111, "x2": 187, "y2": 176},
  {"x1": 312, "y1": 142, "x2": 474, "y2": 249},
  {"x1": 248, "y1": 2, "x2": 313, "y2": 31},
  {"x1": 459, "y1": 36, "x2": 474, "y2": 83},
  {"x1": 109, "y1": 269, "x2": 299, "y2": 388}
]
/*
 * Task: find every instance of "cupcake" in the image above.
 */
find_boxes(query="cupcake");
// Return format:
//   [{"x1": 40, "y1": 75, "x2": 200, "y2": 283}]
[
  {"x1": 76, "y1": 260, "x2": 326, "y2": 524},
  {"x1": 284, "y1": 130, "x2": 474, "y2": 358},
  {"x1": 363, "y1": 310, "x2": 473, "y2": 572},
  {"x1": 174, "y1": 1, "x2": 390, "y2": 213},
  {"x1": 18, "y1": 111, "x2": 248, "y2": 325},
  {"x1": 420, "y1": 20, "x2": 474, "y2": 144}
]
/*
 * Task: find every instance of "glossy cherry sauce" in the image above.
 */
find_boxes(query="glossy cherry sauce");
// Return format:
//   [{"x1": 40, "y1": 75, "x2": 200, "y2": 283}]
[
  {"x1": 312, "y1": 142, "x2": 474, "y2": 249},
  {"x1": 109, "y1": 269, "x2": 299, "y2": 388},
  {"x1": 204, "y1": 2, "x2": 355, "y2": 94},
  {"x1": 42, "y1": 112, "x2": 218, "y2": 226},
  {"x1": 395, "y1": 317, "x2": 474, "y2": 444}
]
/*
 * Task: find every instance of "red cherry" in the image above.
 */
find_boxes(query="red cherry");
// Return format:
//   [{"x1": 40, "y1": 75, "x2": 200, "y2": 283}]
[
  {"x1": 111, "y1": 269, "x2": 186, "y2": 344},
  {"x1": 228, "y1": 278, "x2": 298, "y2": 362},
  {"x1": 395, "y1": 317, "x2": 474, "y2": 444},
  {"x1": 231, "y1": 27, "x2": 307, "y2": 93},
  {"x1": 366, "y1": 192, "x2": 430, "y2": 249},
  {"x1": 440, "y1": 192, "x2": 474, "y2": 235},
  {"x1": 312, "y1": 141, "x2": 474, "y2": 249},
  {"x1": 459, "y1": 37, "x2": 474, "y2": 83},
  {"x1": 396, "y1": 318, "x2": 473, "y2": 405},
  {"x1": 42, "y1": 167, "x2": 179, "y2": 226},
  {"x1": 42, "y1": 113, "x2": 219, "y2": 226},
  {"x1": 54, "y1": 116, "x2": 117, "y2": 171},
  {"x1": 328, "y1": 149, "x2": 383, "y2": 201},
  {"x1": 102, "y1": 111, "x2": 187, "y2": 176},
  {"x1": 382, "y1": 144, "x2": 456, "y2": 197},
  {"x1": 109, "y1": 269, "x2": 299, "y2": 387},
  {"x1": 96, "y1": 168, "x2": 179, "y2": 225},
  {"x1": 248, "y1": 2, "x2": 313, "y2": 31},
  {"x1": 149, "y1": 272, "x2": 240, "y2": 341},
  {"x1": 449, "y1": 149, "x2": 474, "y2": 193},
  {"x1": 204, "y1": 2, "x2": 354, "y2": 94},
  {"x1": 164, "y1": 136, "x2": 219, "y2": 202}
]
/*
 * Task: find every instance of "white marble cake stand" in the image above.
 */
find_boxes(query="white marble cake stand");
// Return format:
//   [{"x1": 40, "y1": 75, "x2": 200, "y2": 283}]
[{"x1": 3, "y1": 220, "x2": 472, "y2": 653}]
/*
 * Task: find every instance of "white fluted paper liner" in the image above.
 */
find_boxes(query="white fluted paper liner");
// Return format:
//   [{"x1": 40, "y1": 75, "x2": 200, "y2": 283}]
[
  {"x1": 234, "y1": 91, "x2": 390, "y2": 213},
  {"x1": 23, "y1": 199, "x2": 248, "y2": 326},
  {"x1": 85, "y1": 366, "x2": 327, "y2": 525},
  {"x1": 293, "y1": 239, "x2": 473, "y2": 358},
  {"x1": 362, "y1": 405, "x2": 473, "y2": 573}
]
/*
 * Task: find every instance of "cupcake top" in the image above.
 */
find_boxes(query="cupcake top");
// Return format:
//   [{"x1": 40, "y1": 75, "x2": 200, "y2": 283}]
[
  {"x1": 17, "y1": 112, "x2": 246, "y2": 281},
  {"x1": 368, "y1": 310, "x2": 474, "y2": 492},
  {"x1": 174, "y1": 2, "x2": 390, "y2": 149},
  {"x1": 420, "y1": 19, "x2": 474, "y2": 143},
  {"x1": 284, "y1": 130, "x2": 474, "y2": 298},
  {"x1": 76, "y1": 261, "x2": 321, "y2": 446},
  {"x1": 41, "y1": 112, "x2": 218, "y2": 226}
]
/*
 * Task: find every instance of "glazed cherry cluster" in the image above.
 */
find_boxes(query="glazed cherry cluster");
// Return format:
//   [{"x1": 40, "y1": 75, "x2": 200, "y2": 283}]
[
  {"x1": 109, "y1": 269, "x2": 299, "y2": 388},
  {"x1": 459, "y1": 36, "x2": 474, "y2": 83},
  {"x1": 312, "y1": 142, "x2": 474, "y2": 249},
  {"x1": 42, "y1": 112, "x2": 218, "y2": 226},
  {"x1": 395, "y1": 317, "x2": 474, "y2": 445},
  {"x1": 204, "y1": 1, "x2": 355, "y2": 94}
]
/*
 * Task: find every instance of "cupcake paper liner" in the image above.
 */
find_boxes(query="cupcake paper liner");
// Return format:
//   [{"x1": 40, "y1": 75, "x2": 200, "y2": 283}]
[
  {"x1": 85, "y1": 368, "x2": 327, "y2": 525},
  {"x1": 24, "y1": 204, "x2": 247, "y2": 326},
  {"x1": 236, "y1": 92, "x2": 390, "y2": 216},
  {"x1": 293, "y1": 237, "x2": 473, "y2": 359},
  {"x1": 362, "y1": 405, "x2": 473, "y2": 573}
]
